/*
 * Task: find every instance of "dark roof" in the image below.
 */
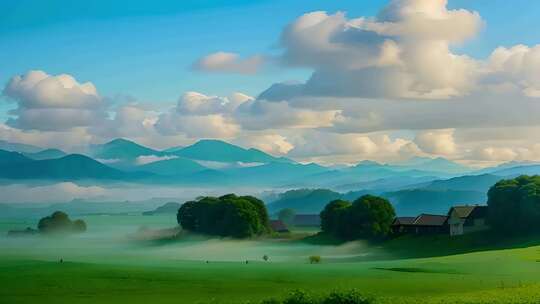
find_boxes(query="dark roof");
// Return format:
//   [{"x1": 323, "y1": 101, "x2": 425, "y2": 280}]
[
  {"x1": 413, "y1": 214, "x2": 448, "y2": 226},
  {"x1": 270, "y1": 220, "x2": 289, "y2": 232},
  {"x1": 293, "y1": 214, "x2": 321, "y2": 226},
  {"x1": 448, "y1": 205, "x2": 488, "y2": 219},
  {"x1": 392, "y1": 217, "x2": 416, "y2": 226}
]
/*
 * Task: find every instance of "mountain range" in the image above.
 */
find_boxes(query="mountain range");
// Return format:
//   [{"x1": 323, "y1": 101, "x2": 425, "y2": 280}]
[
  {"x1": 0, "y1": 137, "x2": 538, "y2": 190},
  {"x1": 2, "y1": 137, "x2": 540, "y2": 216}
]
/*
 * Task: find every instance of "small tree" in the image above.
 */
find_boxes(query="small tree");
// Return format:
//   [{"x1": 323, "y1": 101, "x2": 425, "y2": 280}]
[
  {"x1": 309, "y1": 255, "x2": 321, "y2": 264},
  {"x1": 72, "y1": 219, "x2": 87, "y2": 232}
]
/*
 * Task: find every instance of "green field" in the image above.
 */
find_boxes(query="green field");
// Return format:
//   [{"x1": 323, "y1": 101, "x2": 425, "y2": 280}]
[{"x1": 1, "y1": 215, "x2": 540, "y2": 304}]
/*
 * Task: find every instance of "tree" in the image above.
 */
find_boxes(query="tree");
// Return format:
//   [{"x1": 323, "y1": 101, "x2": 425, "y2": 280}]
[
  {"x1": 37, "y1": 211, "x2": 87, "y2": 234},
  {"x1": 72, "y1": 219, "x2": 87, "y2": 232},
  {"x1": 487, "y1": 175, "x2": 540, "y2": 234},
  {"x1": 320, "y1": 200, "x2": 351, "y2": 237},
  {"x1": 278, "y1": 208, "x2": 296, "y2": 226},
  {"x1": 177, "y1": 194, "x2": 271, "y2": 238},
  {"x1": 319, "y1": 195, "x2": 395, "y2": 240},
  {"x1": 309, "y1": 255, "x2": 321, "y2": 264}
]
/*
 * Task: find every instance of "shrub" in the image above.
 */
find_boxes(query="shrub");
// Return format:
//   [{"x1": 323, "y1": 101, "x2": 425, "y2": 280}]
[
  {"x1": 309, "y1": 255, "x2": 321, "y2": 264},
  {"x1": 256, "y1": 290, "x2": 373, "y2": 304},
  {"x1": 283, "y1": 290, "x2": 315, "y2": 304},
  {"x1": 321, "y1": 290, "x2": 372, "y2": 304}
]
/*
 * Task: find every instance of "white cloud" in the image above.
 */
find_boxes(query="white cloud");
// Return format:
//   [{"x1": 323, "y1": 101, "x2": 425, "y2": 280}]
[
  {"x1": 274, "y1": 0, "x2": 482, "y2": 99},
  {"x1": 194, "y1": 52, "x2": 264, "y2": 74},
  {"x1": 136, "y1": 155, "x2": 178, "y2": 165},
  {"x1": 414, "y1": 129, "x2": 456, "y2": 155},
  {"x1": 3, "y1": 70, "x2": 106, "y2": 131}
]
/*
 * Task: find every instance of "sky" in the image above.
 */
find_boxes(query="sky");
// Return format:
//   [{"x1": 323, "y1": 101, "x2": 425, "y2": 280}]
[{"x1": 1, "y1": 0, "x2": 540, "y2": 167}]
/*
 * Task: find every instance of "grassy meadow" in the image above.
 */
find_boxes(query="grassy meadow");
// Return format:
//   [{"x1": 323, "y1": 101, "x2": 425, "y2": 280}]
[{"x1": 1, "y1": 214, "x2": 540, "y2": 304}]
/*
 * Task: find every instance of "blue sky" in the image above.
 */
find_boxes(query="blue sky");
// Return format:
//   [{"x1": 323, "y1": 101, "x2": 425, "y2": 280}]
[
  {"x1": 2, "y1": 0, "x2": 540, "y2": 165},
  {"x1": 2, "y1": 0, "x2": 539, "y2": 104}
]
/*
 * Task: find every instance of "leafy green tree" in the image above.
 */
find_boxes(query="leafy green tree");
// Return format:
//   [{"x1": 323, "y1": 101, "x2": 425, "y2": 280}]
[
  {"x1": 320, "y1": 200, "x2": 351, "y2": 236},
  {"x1": 278, "y1": 208, "x2": 296, "y2": 226},
  {"x1": 320, "y1": 195, "x2": 395, "y2": 240},
  {"x1": 177, "y1": 194, "x2": 271, "y2": 238},
  {"x1": 72, "y1": 219, "x2": 87, "y2": 232},
  {"x1": 37, "y1": 211, "x2": 87, "y2": 234},
  {"x1": 487, "y1": 175, "x2": 540, "y2": 234}
]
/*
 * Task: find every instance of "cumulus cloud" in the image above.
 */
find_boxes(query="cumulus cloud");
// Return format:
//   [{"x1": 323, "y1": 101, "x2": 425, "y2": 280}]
[
  {"x1": 486, "y1": 45, "x2": 540, "y2": 97},
  {"x1": 193, "y1": 52, "x2": 264, "y2": 74},
  {"x1": 271, "y1": 0, "x2": 482, "y2": 99},
  {"x1": 287, "y1": 131, "x2": 417, "y2": 164},
  {"x1": 414, "y1": 129, "x2": 456, "y2": 155},
  {"x1": 3, "y1": 70, "x2": 106, "y2": 131},
  {"x1": 236, "y1": 134, "x2": 294, "y2": 155}
]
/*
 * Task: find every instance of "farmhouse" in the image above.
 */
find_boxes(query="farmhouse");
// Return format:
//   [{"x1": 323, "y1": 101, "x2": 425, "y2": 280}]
[
  {"x1": 447, "y1": 205, "x2": 488, "y2": 236},
  {"x1": 293, "y1": 214, "x2": 321, "y2": 227},
  {"x1": 391, "y1": 217, "x2": 416, "y2": 234},
  {"x1": 392, "y1": 214, "x2": 448, "y2": 235},
  {"x1": 269, "y1": 220, "x2": 290, "y2": 233}
]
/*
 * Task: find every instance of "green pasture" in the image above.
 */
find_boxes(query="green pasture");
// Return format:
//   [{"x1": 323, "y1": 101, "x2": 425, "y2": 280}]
[{"x1": 1, "y1": 215, "x2": 540, "y2": 304}]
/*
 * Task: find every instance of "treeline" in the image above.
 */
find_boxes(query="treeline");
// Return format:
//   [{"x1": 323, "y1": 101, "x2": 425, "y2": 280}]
[
  {"x1": 320, "y1": 195, "x2": 395, "y2": 240},
  {"x1": 177, "y1": 194, "x2": 271, "y2": 238}
]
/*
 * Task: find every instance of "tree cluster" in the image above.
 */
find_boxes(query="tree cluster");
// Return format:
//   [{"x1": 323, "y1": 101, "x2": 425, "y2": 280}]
[
  {"x1": 177, "y1": 194, "x2": 271, "y2": 238},
  {"x1": 38, "y1": 211, "x2": 87, "y2": 234},
  {"x1": 488, "y1": 175, "x2": 540, "y2": 234},
  {"x1": 320, "y1": 195, "x2": 395, "y2": 240}
]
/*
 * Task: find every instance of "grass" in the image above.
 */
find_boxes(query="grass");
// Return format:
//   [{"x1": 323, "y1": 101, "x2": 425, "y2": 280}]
[{"x1": 2, "y1": 215, "x2": 540, "y2": 303}]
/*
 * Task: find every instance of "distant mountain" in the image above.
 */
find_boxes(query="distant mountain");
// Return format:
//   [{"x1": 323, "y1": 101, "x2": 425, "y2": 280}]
[
  {"x1": 23, "y1": 148, "x2": 66, "y2": 160},
  {"x1": 475, "y1": 161, "x2": 540, "y2": 175},
  {"x1": 0, "y1": 149, "x2": 33, "y2": 166},
  {"x1": 296, "y1": 162, "x2": 443, "y2": 189},
  {"x1": 225, "y1": 162, "x2": 328, "y2": 185},
  {"x1": 266, "y1": 189, "x2": 342, "y2": 213},
  {"x1": 174, "y1": 139, "x2": 292, "y2": 164},
  {"x1": 490, "y1": 164, "x2": 540, "y2": 177},
  {"x1": 422, "y1": 174, "x2": 502, "y2": 193},
  {"x1": 90, "y1": 138, "x2": 162, "y2": 160},
  {"x1": 0, "y1": 154, "x2": 138, "y2": 180},
  {"x1": 142, "y1": 202, "x2": 181, "y2": 215},
  {"x1": 0, "y1": 140, "x2": 43, "y2": 153},
  {"x1": 162, "y1": 146, "x2": 184, "y2": 153},
  {"x1": 137, "y1": 157, "x2": 206, "y2": 176},
  {"x1": 392, "y1": 157, "x2": 471, "y2": 174}
]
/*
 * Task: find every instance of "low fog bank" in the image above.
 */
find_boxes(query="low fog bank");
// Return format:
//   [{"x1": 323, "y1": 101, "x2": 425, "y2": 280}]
[
  {"x1": 0, "y1": 182, "x2": 285, "y2": 220},
  {"x1": 0, "y1": 181, "x2": 276, "y2": 205},
  {"x1": 0, "y1": 214, "x2": 373, "y2": 265}
]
